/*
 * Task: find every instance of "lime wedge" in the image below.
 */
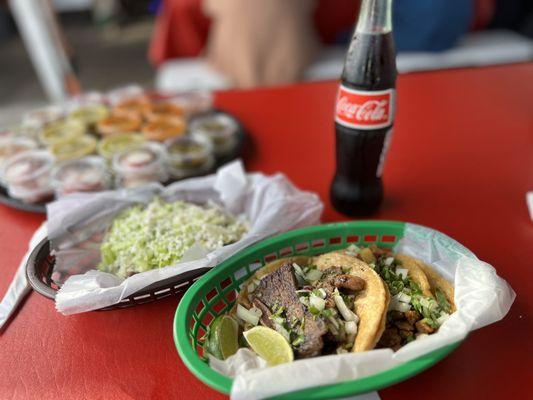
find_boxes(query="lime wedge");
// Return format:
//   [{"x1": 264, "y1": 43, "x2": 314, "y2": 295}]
[
  {"x1": 203, "y1": 315, "x2": 239, "y2": 360},
  {"x1": 243, "y1": 326, "x2": 294, "y2": 366},
  {"x1": 217, "y1": 315, "x2": 239, "y2": 359}
]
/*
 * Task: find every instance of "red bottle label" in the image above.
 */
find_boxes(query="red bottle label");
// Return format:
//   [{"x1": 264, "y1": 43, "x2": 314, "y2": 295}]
[{"x1": 335, "y1": 85, "x2": 395, "y2": 130}]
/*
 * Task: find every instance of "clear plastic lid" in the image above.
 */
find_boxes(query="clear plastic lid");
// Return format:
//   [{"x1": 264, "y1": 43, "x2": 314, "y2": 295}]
[
  {"x1": 0, "y1": 124, "x2": 40, "y2": 141},
  {"x1": 113, "y1": 142, "x2": 168, "y2": 187},
  {"x1": 1, "y1": 150, "x2": 55, "y2": 202},
  {"x1": 97, "y1": 133, "x2": 146, "y2": 160},
  {"x1": 0, "y1": 136, "x2": 39, "y2": 167},
  {"x1": 165, "y1": 134, "x2": 213, "y2": 170},
  {"x1": 51, "y1": 156, "x2": 111, "y2": 196},
  {"x1": 144, "y1": 101, "x2": 185, "y2": 124},
  {"x1": 39, "y1": 119, "x2": 86, "y2": 146},
  {"x1": 142, "y1": 118, "x2": 187, "y2": 142},
  {"x1": 190, "y1": 113, "x2": 238, "y2": 155},
  {"x1": 96, "y1": 114, "x2": 142, "y2": 136},
  {"x1": 112, "y1": 96, "x2": 152, "y2": 120},
  {"x1": 68, "y1": 104, "x2": 110, "y2": 127},
  {"x1": 50, "y1": 134, "x2": 98, "y2": 161}
]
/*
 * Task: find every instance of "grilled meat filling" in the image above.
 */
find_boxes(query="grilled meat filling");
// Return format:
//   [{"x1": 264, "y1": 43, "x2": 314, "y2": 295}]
[{"x1": 252, "y1": 263, "x2": 327, "y2": 358}]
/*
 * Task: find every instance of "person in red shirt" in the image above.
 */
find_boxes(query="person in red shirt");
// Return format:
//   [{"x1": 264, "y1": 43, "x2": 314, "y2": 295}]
[{"x1": 150, "y1": 0, "x2": 496, "y2": 87}]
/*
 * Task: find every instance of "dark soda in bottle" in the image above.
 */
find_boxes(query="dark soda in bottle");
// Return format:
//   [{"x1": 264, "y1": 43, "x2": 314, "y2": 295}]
[{"x1": 330, "y1": 0, "x2": 397, "y2": 216}]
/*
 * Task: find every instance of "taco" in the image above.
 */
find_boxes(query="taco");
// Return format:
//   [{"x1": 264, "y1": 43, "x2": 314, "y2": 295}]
[
  {"x1": 229, "y1": 252, "x2": 389, "y2": 358},
  {"x1": 342, "y1": 245, "x2": 454, "y2": 350},
  {"x1": 313, "y1": 252, "x2": 389, "y2": 352}
]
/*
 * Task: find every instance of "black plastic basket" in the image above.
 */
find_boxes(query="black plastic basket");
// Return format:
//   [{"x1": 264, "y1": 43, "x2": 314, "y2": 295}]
[{"x1": 26, "y1": 238, "x2": 209, "y2": 310}]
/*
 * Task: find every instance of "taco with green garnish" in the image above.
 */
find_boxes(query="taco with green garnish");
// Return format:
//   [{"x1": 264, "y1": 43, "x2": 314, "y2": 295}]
[
  {"x1": 342, "y1": 245, "x2": 454, "y2": 350},
  {"x1": 225, "y1": 252, "x2": 389, "y2": 360}
]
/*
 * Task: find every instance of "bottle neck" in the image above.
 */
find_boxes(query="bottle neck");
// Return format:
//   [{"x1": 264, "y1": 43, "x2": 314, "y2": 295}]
[{"x1": 356, "y1": 0, "x2": 392, "y2": 34}]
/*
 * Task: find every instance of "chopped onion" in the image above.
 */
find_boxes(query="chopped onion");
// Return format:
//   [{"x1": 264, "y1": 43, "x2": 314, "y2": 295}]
[
  {"x1": 327, "y1": 316, "x2": 340, "y2": 330},
  {"x1": 298, "y1": 296, "x2": 310, "y2": 307},
  {"x1": 396, "y1": 268, "x2": 408, "y2": 279},
  {"x1": 416, "y1": 333, "x2": 429, "y2": 340},
  {"x1": 272, "y1": 320, "x2": 290, "y2": 341},
  {"x1": 384, "y1": 257, "x2": 395, "y2": 266},
  {"x1": 328, "y1": 322, "x2": 339, "y2": 336},
  {"x1": 292, "y1": 263, "x2": 306, "y2": 284},
  {"x1": 345, "y1": 320, "x2": 358, "y2": 335},
  {"x1": 346, "y1": 332, "x2": 356, "y2": 348},
  {"x1": 236, "y1": 304, "x2": 261, "y2": 326},
  {"x1": 292, "y1": 263, "x2": 307, "y2": 285},
  {"x1": 436, "y1": 312, "x2": 450, "y2": 326},
  {"x1": 396, "y1": 292, "x2": 411, "y2": 304},
  {"x1": 292, "y1": 263, "x2": 305, "y2": 277},
  {"x1": 345, "y1": 244, "x2": 360, "y2": 257},
  {"x1": 246, "y1": 282, "x2": 257, "y2": 294},
  {"x1": 334, "y1": 291, "x2": 357, "y2": 322},
  {"x1": 310, "y1": 294, "x2": 326, "y2": 312},
  {"x1": 306, "y1": 269, "x2": 323, "y2": 282},
  {"x1": 397, "y1": 302, "x2": 411, "y2": 312},
  {"x1": 388, "y1": 298, "x2": 411, "y2": 313}
]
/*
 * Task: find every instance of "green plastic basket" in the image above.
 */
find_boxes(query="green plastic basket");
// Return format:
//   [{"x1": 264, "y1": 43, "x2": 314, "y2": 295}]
[{"x1": 174, "y1": 221, "x2": 463, "y2": 399}]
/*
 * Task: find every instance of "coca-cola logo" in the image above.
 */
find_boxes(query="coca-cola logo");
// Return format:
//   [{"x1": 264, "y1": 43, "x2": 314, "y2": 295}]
[
  {"x1": 335, "y1": 86, "x2": 394, "y2": 130},
  {"x1": 337, "y1": 97, "x2": 388, "y2": 122}
]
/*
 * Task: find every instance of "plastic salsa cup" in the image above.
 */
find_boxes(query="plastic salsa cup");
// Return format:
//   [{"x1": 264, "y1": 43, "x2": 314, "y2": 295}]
[
  {"x1": 165, "y1": 134, "x2": 214, "y2": 179},
  {"x1": 68, "y1": 104, "x2": 110, "y2": 129},
  {"x1": 49, "y1": 134, "x2": 98, "y2": 161},
  {"x1": 0, "y1": 136, "x2": 38, "y2": 167},
  {"x1": 97, "y1": 133, "x2": 146, "y2": 161},
  {"x1": 0, "y1": 124, "x2": 40, "y2": 142},
  {"x1": 1, "y1": 150, "x2": 55, "y2": 203},
  {"x1": 51, "y1": 156, "x2": 111, "y2": 197},
  {"x1": 96, "y1": 114, "x2": 142, "y2": 136},
  {"x1": 144, "y1": 102, "x2": 185, "y2": 124},
  {"x1": 142, "y1": 118, "x2": 187, "y2": 142},
  {"x1": 111, "y1": 96, "x2": 152, "y2": 120},
  {"x1": 190, "y1": 112, "x2": 238, "y2": 156},
  {"x1": 113, "y1": 142, "x2": 168, "y2": 188},
  {"x1": 39, "y1": 119, "x2": 86, "y2": 146}
]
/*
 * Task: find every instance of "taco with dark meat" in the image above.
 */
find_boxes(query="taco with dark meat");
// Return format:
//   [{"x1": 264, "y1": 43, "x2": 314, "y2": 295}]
[
  {"x1": 343, "y1": 245, "x2": 454, "y2": 350},
  {"x1": 228, "y1": 252, "x2": 389, "y2": 358}
]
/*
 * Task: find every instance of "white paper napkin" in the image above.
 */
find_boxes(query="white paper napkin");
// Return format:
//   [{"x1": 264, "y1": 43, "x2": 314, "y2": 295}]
[{"x1": 0, "y1": 223, "x2": 47, "y2": 330}]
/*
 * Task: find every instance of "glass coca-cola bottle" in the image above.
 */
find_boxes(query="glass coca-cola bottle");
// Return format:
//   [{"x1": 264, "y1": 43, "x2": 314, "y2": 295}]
[{"x1": 330, "y1": 0, "x2": 397, "y2": 216}]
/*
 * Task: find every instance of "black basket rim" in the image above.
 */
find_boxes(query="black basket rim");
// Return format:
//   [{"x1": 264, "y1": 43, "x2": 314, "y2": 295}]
[{"x1": 26, "y1": 236, "x2": 210, "y2": 310}]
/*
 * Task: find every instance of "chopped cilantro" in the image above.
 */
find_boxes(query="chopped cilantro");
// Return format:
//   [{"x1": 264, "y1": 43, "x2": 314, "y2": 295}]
[
  {"x1": 308, "y1": 305, "x2": 320, "y2": 315},
  {"x1": 322, "y1": 308, "x2": 335, "y2": 318},
  {"x1": 435, "y1": 288, "x2": 451, "y2": 313}
]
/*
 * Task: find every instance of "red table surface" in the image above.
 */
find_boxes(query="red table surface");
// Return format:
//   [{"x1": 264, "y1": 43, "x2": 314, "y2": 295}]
[{"x1": 1, "y1": 63, "x2": 532, "y2": 400}]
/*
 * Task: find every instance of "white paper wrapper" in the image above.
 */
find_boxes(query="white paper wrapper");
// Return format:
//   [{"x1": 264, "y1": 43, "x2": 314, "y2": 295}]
[
  {"x1": 211, "y1": 223, "x2": 515, "y2": 400},
  {"x1": 49, "y1": 161, "x2": 323, "y2": 314}
]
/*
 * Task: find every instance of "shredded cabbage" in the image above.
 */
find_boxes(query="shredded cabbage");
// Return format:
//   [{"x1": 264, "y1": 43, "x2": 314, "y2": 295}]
[{"x1": 98, "y1": 198, "x2": 248, "y2": 277}]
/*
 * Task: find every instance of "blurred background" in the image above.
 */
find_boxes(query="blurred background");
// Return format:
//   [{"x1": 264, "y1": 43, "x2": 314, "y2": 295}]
[{"x1": 1, "y1": 0, "x2": 532, "y2": 123}]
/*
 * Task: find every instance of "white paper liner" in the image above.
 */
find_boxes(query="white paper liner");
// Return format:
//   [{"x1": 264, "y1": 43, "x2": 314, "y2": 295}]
[
  {"x1": 210, "y1": 223, "x2": 515, "y2": 400},
  {"x1": 50, "y1": 161, "x2": 323, "y2": 314}
]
